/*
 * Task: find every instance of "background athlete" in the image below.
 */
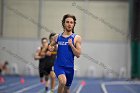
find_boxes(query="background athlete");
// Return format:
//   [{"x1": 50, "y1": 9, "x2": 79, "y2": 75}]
[{"x1": 34, "y1": 34, "x2": 57, "y2": 93}]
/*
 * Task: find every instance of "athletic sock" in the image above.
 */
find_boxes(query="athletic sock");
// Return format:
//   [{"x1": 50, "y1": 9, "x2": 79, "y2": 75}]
[
  {"x1": 45, "y1": 87, "x2": 48, "y2": 91},
  {"x1": 50, "y1": 89, "x2": 54, "y2": 93}
]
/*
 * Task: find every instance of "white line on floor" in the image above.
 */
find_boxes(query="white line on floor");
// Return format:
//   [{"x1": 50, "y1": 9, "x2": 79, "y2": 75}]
[{"x1": 15, "y1": 83, "x2": 42, "y2": 93}]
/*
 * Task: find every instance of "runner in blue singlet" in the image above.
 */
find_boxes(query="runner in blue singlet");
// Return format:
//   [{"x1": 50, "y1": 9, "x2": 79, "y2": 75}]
[{"x1": 42, "y1": 14, "x2": 82, "y2": 93}]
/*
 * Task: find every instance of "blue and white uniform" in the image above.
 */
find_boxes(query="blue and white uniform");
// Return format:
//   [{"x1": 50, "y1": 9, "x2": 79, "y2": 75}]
[{"x1": 54, "y1": 33, "x2": 76, "y2": 87}]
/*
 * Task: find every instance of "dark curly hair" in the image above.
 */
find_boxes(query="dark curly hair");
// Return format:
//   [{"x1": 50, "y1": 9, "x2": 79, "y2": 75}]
[
  {"x1": 41, "y1": 37, "x2": 47, "y2": 43},
  {"x1": 49, "y1": 32, "x2": 56, "y2": 41},
  {"x1": 62, "y1": 14, "x2": 76, "y2": 33}
]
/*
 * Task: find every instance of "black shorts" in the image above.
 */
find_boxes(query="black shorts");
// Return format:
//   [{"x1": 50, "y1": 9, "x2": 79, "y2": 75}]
[{"x1": 39, "y1": 62, "x2": 53, "y2": 78}]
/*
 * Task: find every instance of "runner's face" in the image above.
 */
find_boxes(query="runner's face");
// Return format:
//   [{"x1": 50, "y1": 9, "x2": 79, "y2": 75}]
[
  {"x1": 50, "y1": 36, "x2": 55, "y2": 42},
  {"x1": 64, "y1": 17, "x2": 74, "y2": 32},
  {"x1": 42, "y1": 39, "x2": 47, "y2": 46}
]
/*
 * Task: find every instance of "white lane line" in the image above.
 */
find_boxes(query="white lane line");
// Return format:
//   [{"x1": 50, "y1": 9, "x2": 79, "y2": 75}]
[
  {"x1": 9, "y1": 82, "x2": 20, "y2": 86},
  {"x1": 0, "y1": 82, "x2": 19, "y2": 89},
  {"x1": 101, "y1": 81, "x2": 140, "y2": 93},
  {"x1": 76, "y1": 80, "x2": 86, "y2": 93},
  {"x1": 0, "y1": 86, "x2": 7, "y2": 89},
  {"x1": 123, "y1": 85, "x2": 138, "y2": 93},
  {"x1": 15, "y1": 83, "x2": 42, "y2": 93},
  {"x1": 76, "y1": 85, "x2": 84, "y2": 93},
  {"x1": 37, "y1": 84, "x2": 58, "y2": 93},
  {"x1": 101, "y1": 83, "x2": 108, "y2": 93},
  {"x1": 71, "y1": 80, "x2": 82, "y2": 93},
  {"x1": 104, "y1": 81, "x2": 140, "y2": 85}
]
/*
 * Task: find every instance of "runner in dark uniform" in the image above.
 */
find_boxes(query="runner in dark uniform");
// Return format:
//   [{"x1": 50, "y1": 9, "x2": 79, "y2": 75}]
[
  {"x1": 34, "y1": 33, "x2": 57, "y2": 93},
  {"x1": 0, "y1": 61, "x2": 9, "y2": 75}
]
